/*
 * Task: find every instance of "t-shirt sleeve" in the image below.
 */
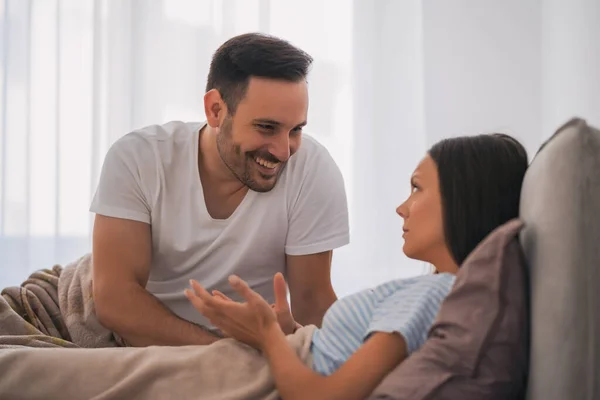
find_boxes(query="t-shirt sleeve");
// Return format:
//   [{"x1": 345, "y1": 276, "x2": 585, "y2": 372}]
[
  {"x1": 364, "y1": 276, "x2": 455, "y2": 355},
  {"x1": 284, "y1": 144, "x2": 350, "y2": 256},
  {"x1": 89, "y1": 134, "x2": 153, "y2": 224}
]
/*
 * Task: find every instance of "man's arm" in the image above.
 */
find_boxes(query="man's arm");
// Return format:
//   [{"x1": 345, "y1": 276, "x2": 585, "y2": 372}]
[
  {"x1": 284, "y1": 143, "x2": 349, "y2": 327},
  {"x1": 92, "y1": 214, "x2": 220, "y2": 346},
  {"x1": 286, "y1": 251, "x2": 337, "y2": 327}
]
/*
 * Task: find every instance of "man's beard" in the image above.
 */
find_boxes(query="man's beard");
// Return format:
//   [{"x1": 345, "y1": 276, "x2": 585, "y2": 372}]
[{"x1": 216, "y1": 116, "x2": 283, "y2": 193}]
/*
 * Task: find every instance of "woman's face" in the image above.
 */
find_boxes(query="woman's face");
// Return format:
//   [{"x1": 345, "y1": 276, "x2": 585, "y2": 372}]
[{"x1": 396, "y1": 155, "x2": 447, "y2": 264}]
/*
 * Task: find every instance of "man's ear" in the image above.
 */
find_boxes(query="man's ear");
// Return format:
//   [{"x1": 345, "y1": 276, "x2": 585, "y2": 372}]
[{"x1": 204, "y1": 89, "x2": 227, "y2": 128}]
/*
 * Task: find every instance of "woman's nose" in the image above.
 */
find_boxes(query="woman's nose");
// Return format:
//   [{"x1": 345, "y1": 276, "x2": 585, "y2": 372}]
[{"x1": 396, "y1": 201, "x2": 409, "y2": 219}]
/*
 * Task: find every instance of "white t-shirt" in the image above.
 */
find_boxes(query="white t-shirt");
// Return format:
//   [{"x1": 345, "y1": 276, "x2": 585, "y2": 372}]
[{"x1": 90, "y1": 121, "x2": 349, "y2": 326}]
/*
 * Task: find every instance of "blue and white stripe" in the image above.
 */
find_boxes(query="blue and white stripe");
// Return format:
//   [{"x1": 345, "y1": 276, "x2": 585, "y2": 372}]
[{"x1": 311, "y1": 273, "x2": 456, "y2": 376}]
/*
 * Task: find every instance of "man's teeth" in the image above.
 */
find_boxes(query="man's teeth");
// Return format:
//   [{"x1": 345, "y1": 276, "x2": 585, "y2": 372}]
[{"x1": 255, "y1": 157, "x2": 279, "y2": 169}]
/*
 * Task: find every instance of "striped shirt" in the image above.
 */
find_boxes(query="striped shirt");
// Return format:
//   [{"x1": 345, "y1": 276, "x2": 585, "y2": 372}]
[{"x1": 310, "y1": 273, "x2": 456, "y2": 376}]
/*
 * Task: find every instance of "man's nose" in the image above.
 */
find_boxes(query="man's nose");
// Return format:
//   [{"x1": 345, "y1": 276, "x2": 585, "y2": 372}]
[{"x1": 270, "y1": 133, "x2": 291, "y2": 162}]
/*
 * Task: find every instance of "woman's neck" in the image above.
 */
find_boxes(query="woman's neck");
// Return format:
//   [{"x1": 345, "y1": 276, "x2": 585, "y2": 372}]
[{"x1": 430, "y1": 250, "x2": 460, "y2": 275}]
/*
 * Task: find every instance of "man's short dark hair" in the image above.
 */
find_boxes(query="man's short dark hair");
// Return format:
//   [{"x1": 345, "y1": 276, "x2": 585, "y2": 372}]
[
  {"x1": 206, "y1": 33, "x2": 313, "y2": 115},
  {"x1": 428, "y1": 133, "x2": 529, "y2": 265}
]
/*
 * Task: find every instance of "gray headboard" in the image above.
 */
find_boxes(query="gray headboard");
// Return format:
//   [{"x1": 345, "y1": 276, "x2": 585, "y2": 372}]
[{"x1": 520, "y1": 118, "x2": 600, "y2": 400}]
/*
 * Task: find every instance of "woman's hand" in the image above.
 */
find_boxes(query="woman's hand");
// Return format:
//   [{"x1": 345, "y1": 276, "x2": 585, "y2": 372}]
[
  {"x1": 204, "y1": 273, "x2": 300, "y2": 336},
  {"x1": 185, "y1": 275, "x2": 279, "y2": 350},
  {"x1": 270, "y1": 272, "x2": 299, "y2": 335}
]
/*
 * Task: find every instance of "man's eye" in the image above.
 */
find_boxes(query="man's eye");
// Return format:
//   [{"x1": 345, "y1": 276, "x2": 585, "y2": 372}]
[{"x1": 257, "y1": 124, "x2": 275, "y2": 131}]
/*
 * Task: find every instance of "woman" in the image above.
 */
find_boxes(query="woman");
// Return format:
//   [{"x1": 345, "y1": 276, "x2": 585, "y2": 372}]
[{"x1": 185, "y1": 133, "x2": 529, "y2": 400}]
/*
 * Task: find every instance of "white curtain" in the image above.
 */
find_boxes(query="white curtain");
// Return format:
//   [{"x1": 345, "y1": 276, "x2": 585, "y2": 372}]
[{"x1": 1, "y1": 0, "x2": 599, "y2": 296}]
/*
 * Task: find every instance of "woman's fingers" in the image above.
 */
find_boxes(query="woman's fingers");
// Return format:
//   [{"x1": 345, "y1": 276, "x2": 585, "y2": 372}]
[
  {"x1": 188, "y1": 281, "x2": 234, "y2": 306},
  {"x1": 190, "y1": 280, "x2": 214, "y2": 302},
  {"x1": 186, "y1": 281, "x2": 229, "y2": 318},
  {"x1": 184, "y1": 288, "x2": 211, "y2": 316},
  {"x1": 228, "y1": 275, "x2": 261, "y2": 303},
  {"x1": 273, "y1": 273, "x2": 290, "y2": 311},
  {"x1": 212, "y1": 290, "x2": 232, "y2": 301}
]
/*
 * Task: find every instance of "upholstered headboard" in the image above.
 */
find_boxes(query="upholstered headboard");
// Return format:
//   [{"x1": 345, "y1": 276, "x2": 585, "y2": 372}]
[{"x1": 520, "y1": 118, "x2": 600, "y2": 400}]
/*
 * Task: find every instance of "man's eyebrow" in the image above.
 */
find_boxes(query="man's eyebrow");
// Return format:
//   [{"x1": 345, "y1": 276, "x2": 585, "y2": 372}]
[
  {"x1": 252, "y1": 119, "x2": 307, "y2": 128},
  {"x1": 252, "y1": 119, "x2": 282, "y2": 126}
]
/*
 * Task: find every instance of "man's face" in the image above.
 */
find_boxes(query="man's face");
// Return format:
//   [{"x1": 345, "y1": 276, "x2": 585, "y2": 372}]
[{"x1": 216, "y1": 77, "x2": 308, "y2": 192}]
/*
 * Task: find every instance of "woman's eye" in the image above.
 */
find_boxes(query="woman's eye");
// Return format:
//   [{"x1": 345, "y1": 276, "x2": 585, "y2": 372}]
[{"x1": 411, "y1": 184, "x2": 420, "y2": 193}]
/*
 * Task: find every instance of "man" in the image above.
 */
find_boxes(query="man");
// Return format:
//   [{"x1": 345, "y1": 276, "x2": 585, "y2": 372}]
[{"x1": 90, "y1": 33, "x2": 349, "y2": 346}]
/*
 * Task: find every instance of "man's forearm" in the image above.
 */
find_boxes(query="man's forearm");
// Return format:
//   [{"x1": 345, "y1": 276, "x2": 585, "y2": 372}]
[
  {"x1": 293, "y1": 291, "x2": 337, "y2": 328},
  {"x1": 96, "y1": 284, "x2": 220, "y2": 347}
]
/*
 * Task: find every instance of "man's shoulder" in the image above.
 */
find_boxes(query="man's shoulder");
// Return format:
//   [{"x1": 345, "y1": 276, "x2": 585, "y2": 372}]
[
  {"x1": 275, "y1": 133, "x2": 347, "y2": 208},
  {"x1": 284, "y1": 133, "x2": 338, "y2": 177},
  {"x1": 116, "y1": 121, "x2": 201, "y2": 147},
  {"x1": 293, "y1": 133, "x2": 333, "y2": 161},
  {"x1": 109, "y1": 121, "x2": 202, "y2": 163}
]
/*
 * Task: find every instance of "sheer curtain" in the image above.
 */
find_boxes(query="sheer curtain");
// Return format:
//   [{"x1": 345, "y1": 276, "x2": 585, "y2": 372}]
[{"x1": 1, "y1": 0, "x2": 599, "y2": 295}]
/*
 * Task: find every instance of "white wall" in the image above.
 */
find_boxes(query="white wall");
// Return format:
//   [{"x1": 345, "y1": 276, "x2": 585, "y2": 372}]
[
  {"x1": 347, "y1": 0, "x2": 430, "y2": 294},
  {"x1": 422, "y1": 0, "x2": 543, "y2": 156},
  {"x1": 541, "y1": 0, "x2": 600, "y2": 136}
]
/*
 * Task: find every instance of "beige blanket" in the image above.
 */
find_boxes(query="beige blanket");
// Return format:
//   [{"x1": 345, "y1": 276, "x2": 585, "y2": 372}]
[
  {"x1": 0, "y1": 255, "x2": 317, "y2": 399},
  {"x1": 0, "y1": 253, "x2": 124, "y2": 348},
  {"x1": 0, "y1": 325, "x2": 316, "y2": 400}
]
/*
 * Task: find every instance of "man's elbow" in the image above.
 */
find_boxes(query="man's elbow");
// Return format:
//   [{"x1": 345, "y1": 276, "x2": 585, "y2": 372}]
[{"x1": 93, "y1": 284, "x2": 122, "y2": 332}]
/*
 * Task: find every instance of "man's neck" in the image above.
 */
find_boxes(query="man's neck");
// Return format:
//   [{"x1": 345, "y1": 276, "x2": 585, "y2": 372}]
[{"x1": 198, "y1": 125, "x2": 247, "y2": 196}]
